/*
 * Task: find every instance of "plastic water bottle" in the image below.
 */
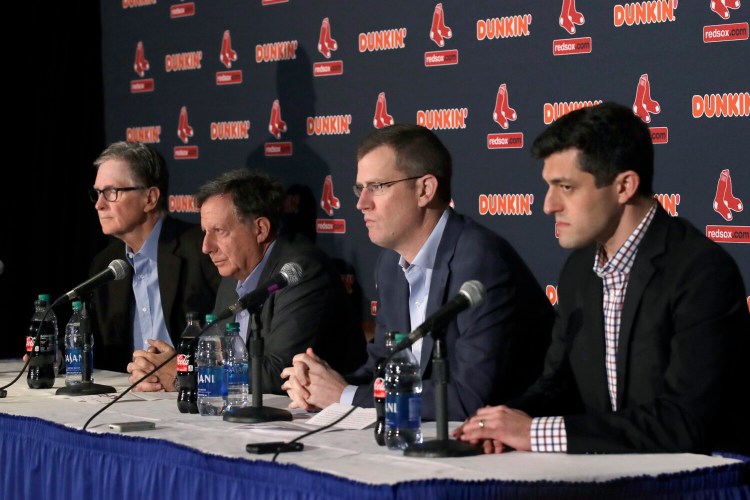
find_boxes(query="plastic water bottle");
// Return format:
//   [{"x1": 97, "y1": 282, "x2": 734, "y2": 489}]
[
  {"x1": 384, "y1": 332, "x2": 423, "y2": 450},
  {"x1": 176, "y1": 311, "x2": 201, "y2": 414},
  {"x1": 64, "y1": 300, "x2": 88, "y2": 385},
  {"x1": 223, "y1": 321, "x2": 249, "y2": 409},
  {"x1": 26, "y1": 294, "x2": 59, "y2": 389},
  {"x1": 196, "y1": 314, "x2": 226, "y2": 416},
  {"x1": 374, "y1": 331, "x2": 397, "y2": 446}
]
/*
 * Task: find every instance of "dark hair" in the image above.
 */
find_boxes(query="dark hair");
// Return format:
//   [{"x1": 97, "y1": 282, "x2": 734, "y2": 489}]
[
  {"x1": 357, "y1": 124, "x2": 452, "y2": 204},
  {"x1": 194, "y1": 169, "x2": 284, "y2": 232},
  {"x1": 94, "y1": 141, "x2": 170, "y2": 211},
  {"x1": 531, "y1": 102, "x2": 654, "y2": 195}
]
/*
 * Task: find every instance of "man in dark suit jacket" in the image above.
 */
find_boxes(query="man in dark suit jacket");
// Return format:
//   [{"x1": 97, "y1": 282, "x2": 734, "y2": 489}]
[
  {"x1": 281, "y1": 124, "x2": 554, "y2": 420},
  {"x1": 454, "y1": 102, "x2": 750, "y2": 454},
  {"x1": 128, "y1": 170, "x2": 365, "y2": 394},
  {"x1": 88, "y1": 142, "x2": 221, "y2": 373}
]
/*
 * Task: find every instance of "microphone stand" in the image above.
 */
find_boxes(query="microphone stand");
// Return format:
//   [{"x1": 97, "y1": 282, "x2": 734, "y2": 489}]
[
  {"x1": 223, "y1": 309, "x2": 292, "y2": 423},
  {"x1": 56, "y1": 300, "x2": 116, "y2": 396},
  {"x1": 403, "y1": 330, "x2": 479, "y2": 458}
]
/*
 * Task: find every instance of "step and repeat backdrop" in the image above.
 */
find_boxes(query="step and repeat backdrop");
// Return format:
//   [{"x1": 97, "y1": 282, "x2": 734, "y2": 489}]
[{"x1": 101, "y1": 0, "x2": 749, "y2": 317}]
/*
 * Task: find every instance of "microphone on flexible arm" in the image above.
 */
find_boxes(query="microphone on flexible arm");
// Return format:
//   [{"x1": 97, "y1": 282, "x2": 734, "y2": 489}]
[
  {"x1": 215, "y1": 262, "x2": 304, "y2": 320},
  {"x1": 51, "y1": 259, "x2": 131, "y2": 307},
  {"x1": 391, "y1": 280, "x2": 487, "y2": 356}
]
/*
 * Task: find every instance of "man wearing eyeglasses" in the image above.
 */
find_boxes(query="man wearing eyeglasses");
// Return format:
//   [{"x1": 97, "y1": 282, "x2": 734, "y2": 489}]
[
  {"x1": 281, "y1": 124, "x2": 555, "y2": 421},
  {"x1": 87, "y1": 141, "x2": 221, "y2": 373}
]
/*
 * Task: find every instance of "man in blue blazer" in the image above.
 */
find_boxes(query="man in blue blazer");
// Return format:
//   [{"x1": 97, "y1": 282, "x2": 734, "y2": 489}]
[
  {"x1": 455, "y1": 102, "x2": 750, "y2": 454},
  {"x1": 281, "y1": 124, "x2": 554, "y2": 420}
]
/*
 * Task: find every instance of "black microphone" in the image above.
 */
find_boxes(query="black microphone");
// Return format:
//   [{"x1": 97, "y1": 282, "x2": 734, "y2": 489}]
[
  {"x1": 393, "y1": 280, "x2": 486, "y2": 353},
  {"x1": 52, "y1": 259, "x2": 131, "y2": 306},
  {"x1": 216, "y1": 262, "x2": 303, "y2": 320}
]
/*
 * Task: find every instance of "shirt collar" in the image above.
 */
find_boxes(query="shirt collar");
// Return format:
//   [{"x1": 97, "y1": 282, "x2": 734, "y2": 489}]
[
  {"x1": 237, "y1": 240, "x2": 277, "y2": 296},
  {"x1": 398, "y1": 208, "x2": 451, "y2": 271},
  {"x1": 594, "y1": 202, "x2": 657, "y2": 277},
  {"x1": 125, "y1": 214, "x2": 164, "y2": 262}
]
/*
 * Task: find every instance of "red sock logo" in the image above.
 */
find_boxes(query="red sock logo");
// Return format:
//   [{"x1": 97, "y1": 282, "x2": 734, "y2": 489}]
[
  {"x1": 493, "y1": 84, "x2": 517, "y2": 130},
  {"x1": 714, "y1": 169, "x2": 744, "y2": 221},
  {"x1": 429, "y1": 3, "x2": 453, "y2": 47},
  {"x1": 373, "y1": 92, "x2": 394, "y2": 129},
  {"x1": 710, "y1": 0, "x2": 740, "y2": 19},
  {"x1": 177, "y1": 106, "x2": 194, "y2": 144},
  {"x1": 268, "y1": 100, "x2": 287, "y2": 140},
  {"x1": 320, "y1": 175, "x2": 340, "y2": 217},
  {"x1": 633, "y1": 74, "x2": 660, "y2": 123},
  {"x1": 134, "y1": 41, "x2": 150, "y2": 78},
  {"x1": 220, "y1": 30, "x2": 238, "y2": 68},
  {"x1": 559, "y1": 0, "x2": 585, "y2": 35},
  {"x1": 318, "y1": 18, "x2": 338, "y2": 59}
]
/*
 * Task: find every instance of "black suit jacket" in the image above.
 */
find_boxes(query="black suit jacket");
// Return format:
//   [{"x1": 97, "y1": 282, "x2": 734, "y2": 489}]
[
  {"x1": 347, "y1": 210, "x2": 554, "y2": 421},
  {"x1": 509, "y1": 206, "x2": 750, "y2": 454},
  {"x1": 213, "y1": 233, "x2": 366, "y2": 394},
  {"x1": 89, "y1": 216, "x2": 221, "y2": 372}
]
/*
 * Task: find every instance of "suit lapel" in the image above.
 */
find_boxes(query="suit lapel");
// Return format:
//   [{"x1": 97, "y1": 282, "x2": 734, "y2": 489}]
[
  {"x1": 157, "y1": 217, "x2": 181, "y2": 337},
  {"x1": 615, "y1": 208, "x2": 668, "y2": 409}
]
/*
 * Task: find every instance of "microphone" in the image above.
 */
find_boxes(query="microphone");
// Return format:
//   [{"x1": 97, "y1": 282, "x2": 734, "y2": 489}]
[
  {"x1": 52, "y1": 259, "x2": 131, "y2": 306},
  {"x1": 216, "y1": 262, "x2": 303, "y2": 320},
  {"x1": 393, "y1": 280, "x2": 486, "y2": 353}
]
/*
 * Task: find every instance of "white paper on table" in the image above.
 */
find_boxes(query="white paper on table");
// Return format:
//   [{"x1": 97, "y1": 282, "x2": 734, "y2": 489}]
[{"x1": 306, "y1": 403, "x2": 377, "y2": 430}]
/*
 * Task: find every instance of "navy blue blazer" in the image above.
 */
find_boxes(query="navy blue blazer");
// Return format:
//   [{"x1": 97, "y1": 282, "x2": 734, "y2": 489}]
[
  {"x1": 509, "y1": 206, "x2": 750, "y2": 454},
  {"x1": 348, "y1": 209, "x2": 554, "y2": 421}
]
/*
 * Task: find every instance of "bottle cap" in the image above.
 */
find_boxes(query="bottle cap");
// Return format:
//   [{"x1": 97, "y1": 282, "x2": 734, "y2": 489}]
[
  {"x1": 225, "y1": 322, "x2": 240, "y2": 334},
  {"x1": 38, "y1": 294, "x2": 51, "y2": 303},
  {"x1": 71, "y1": 300, "x2": 82, "y2": 311},
  {"x1": 395, "y1": 332, "x2": 408, "y2": 343},
  {"x1": 205, "y1": 313, "x2": 218, "y2": 323}
]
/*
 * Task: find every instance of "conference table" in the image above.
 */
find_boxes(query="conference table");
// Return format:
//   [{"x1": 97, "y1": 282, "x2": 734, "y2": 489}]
[{"x1": 1, "y1": 360, "x2": 748, "y2": 499}]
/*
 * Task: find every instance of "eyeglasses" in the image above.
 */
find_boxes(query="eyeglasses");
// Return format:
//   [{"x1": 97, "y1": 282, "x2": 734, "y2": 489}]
[
  {"x1": 89, "y1": 186, "x2": 146, "y2": 203},
  {"x1": 352, "y1": 176, "x2": 422, "y2": 198}
]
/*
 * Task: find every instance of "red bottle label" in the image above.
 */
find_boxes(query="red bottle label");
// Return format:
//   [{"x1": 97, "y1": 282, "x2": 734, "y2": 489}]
[
  {"x1": 374, "y1": 377, "x2": 386, "y2": 398},
  {"x1": 176, "y1": 354, "x2": 188, "y2": 373}
]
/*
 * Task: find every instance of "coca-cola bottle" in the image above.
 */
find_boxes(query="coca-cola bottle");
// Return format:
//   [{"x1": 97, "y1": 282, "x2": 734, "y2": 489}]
[
  {"x1": 374, "y1": 331, "x2": 397, "y2": 445},
  {"x1": 27, "y1": 294, "x2": 59, "y2": 389},
  {"x1": 176, "y1": 311, "x2": 202, "y2": 413}
]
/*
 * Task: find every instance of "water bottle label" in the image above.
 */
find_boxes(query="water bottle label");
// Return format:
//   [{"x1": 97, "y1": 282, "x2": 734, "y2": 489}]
[
  {"x1": 226, "y1": 363, "x2": 249, "y2": 386},
  {"x1": 66, "y1": 348, "x2": 83, "y2": 376},
  {"x1": 373, "y1": 377, "x2": 386, "y2": 398},
  {"x1": 197, "y1": 366, "x2": 226, "y2": 398},
  {"x1": 385, "y1": 392, "x2": 421, "y2": 430},
  {"x1": 25, "y1": 336, "x2": 34, "y2": 352}
]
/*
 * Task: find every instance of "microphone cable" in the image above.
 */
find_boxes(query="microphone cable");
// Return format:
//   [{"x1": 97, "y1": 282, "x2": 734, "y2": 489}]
[
  {"x1": 81, "y1": 316, "x2": 224, "y2": 430},
  {"x1": 270, "y1": 405, "x2": 357, "y2": 462},
  {"x1": 0, "y1": 305, "x2": 55, "y2": 397}
]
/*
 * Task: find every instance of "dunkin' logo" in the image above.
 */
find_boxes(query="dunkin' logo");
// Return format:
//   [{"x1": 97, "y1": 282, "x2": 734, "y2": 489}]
[
  {"x1": 126, "y1": 126, "x2": 161, "y2": 144},
  {"x1": 169, "y1": 195, "x2": 199, "y2": 213},
  {"x1": 416, "y1": 108, "x2": 468, "y2": 130},
  {"x1": 654, "y1": 193, "x2": 680, "y2": 216},
  {"x1": 255, "y1": 41, "x2": 298, "y2": 63},
  {"x1": 359, "y1": 28, "x2": 407, "y2": 52},
  {"x1": 713, "y1": 169, "x2": 744, "y2": 221},
  {"x1": 544, "y1": 100, "x2": 602, "y2": 124},
  {"x1": 165, "y1": 51, "x2": 203, "y2": 72},
  {"x1": 559, "y1": 0, "x2": 585, "y2": 34},
  {"x1": 478, "y1": 194, "x2": 534, "y2": 215},
  {"x1": 210, "y1": 120, "x2": 250, "y2": 141},
  {"x1": 477, "y1": 14, "x2": 532, "y2": 40},
  {"x1": 692, "y1": 92, "x2": 750, "y2": 118},
  {"x1": 123, "y1": 0, "x2": 156, "y2": 8},
  {"x1": 306, "y1": 115, "x2": 352, "y2": 136},
  {"x1": 710, "y1": 0, "x2": 742, "y2": 19},
  {"x1": 373, "y1": 92, "x2": 395, "y2": 129},
  {"x1": 633, "y1": 74, "x2": 661, "y2": 123},
  {"x1": 614, "y1": 0, "x2": 678, "y2": 27}
]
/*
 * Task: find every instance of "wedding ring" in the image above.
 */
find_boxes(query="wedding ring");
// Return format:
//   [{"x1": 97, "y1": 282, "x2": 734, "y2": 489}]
[{"x1": 479, "y1": 419, "x2": 485, "y2": 429}]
